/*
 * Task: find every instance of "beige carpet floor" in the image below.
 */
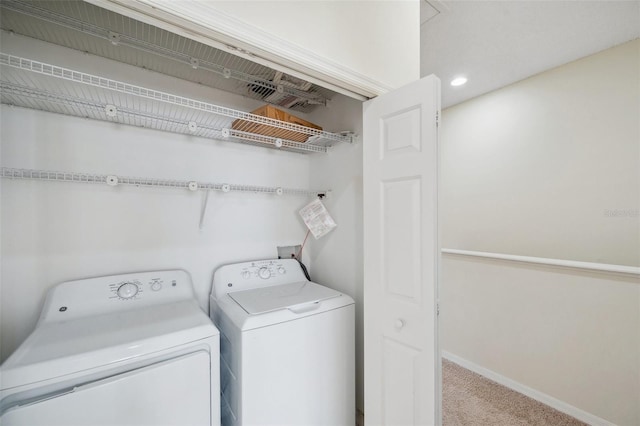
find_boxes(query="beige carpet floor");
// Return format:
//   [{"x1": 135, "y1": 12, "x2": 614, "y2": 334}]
[{"x1": 442, "y1": 359, "x2": 587, "y2": 426}]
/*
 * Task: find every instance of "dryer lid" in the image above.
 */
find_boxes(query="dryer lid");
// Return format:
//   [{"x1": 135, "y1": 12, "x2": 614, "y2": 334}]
[
  {"x1": 0, "y1": 301, "x2": 217, "y2": 390},
  {"x1": 228, "y1": 281, "x2": 341, "y2": 315}
]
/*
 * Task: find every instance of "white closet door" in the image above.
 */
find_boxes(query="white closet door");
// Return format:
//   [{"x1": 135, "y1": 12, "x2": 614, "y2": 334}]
[
  {"x1": 363, "y1": 75, "x2": 441, "y2": 425},
  {"x1": 1, "y1": 351, "x2": 212, "y2": 426}
]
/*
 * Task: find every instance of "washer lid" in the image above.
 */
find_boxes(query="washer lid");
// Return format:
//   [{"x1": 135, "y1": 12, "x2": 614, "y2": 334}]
[{"x1": 229, "y1": 281, "x2": 341, "y2": 315}]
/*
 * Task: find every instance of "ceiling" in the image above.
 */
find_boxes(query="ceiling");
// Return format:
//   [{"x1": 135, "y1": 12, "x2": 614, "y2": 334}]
[{"x1": 421, "y1": 0, "x2": 640, "y2": 109}]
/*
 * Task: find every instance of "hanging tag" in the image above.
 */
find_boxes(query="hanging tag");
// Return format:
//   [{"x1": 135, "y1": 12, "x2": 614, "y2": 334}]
[{"x1": 299, "y1": 199, "x2": 337, "y2": 239}]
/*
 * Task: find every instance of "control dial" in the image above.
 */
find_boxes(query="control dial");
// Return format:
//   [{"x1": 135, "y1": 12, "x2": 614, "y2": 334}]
[
  {"x1": 117, "y1": 282, "x2": 139, "y2": 299},
  {"x1": 258, "y1": 267, "x2": 271, "y2": 279}
]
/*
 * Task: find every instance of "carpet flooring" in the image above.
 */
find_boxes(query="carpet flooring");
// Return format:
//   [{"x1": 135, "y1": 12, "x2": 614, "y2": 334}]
[{"x1": 442, "y1": 359, "x2": 587, "y2": 426}]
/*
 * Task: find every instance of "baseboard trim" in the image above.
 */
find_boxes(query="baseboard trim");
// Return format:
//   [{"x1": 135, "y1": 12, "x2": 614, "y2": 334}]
[{"x1": 441, "y1": 351, "x2": 616, "y2": 426}]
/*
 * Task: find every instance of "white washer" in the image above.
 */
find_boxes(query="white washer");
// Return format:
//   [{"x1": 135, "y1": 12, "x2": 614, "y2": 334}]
[
  {"x1": 210, "y1": 259, "x2": 355, "y2": 426},
  {"x1": 0, "y1": 270, "x2": 220, "y2": 426}
]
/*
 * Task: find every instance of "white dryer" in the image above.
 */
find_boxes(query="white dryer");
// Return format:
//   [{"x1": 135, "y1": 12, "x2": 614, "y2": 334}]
[
  {"x1": 210, "y1": 259, "x2": 354, "y2": 426},
  {"x1": 0, "y1": 270, "x2": 220, "y2": 426}
]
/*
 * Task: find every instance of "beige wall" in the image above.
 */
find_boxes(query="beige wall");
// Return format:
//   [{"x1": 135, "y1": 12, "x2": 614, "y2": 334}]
[
  {"x1": 441, "y1": 39, "x2": 640, "y2": 266},
  {"x1": 441, "y1": 255, "x2": 639, "y2": 425},
  {"x1": 440, "y1": 40, "x2": 640, "y2": 425}
]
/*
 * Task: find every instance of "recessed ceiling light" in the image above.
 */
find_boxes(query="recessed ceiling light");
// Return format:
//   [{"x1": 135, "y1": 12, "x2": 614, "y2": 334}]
[{"x1": 450, "y1": 77, "x2": 468, "y2": 87}]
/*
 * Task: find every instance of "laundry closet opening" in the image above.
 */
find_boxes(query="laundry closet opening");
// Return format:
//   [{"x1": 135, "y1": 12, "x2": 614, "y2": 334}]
[{"x1": 1, "y1": 0, "x2": 366, "y2": 424}]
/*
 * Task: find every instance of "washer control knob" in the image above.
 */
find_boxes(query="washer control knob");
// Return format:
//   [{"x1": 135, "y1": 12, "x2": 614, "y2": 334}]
[
  {"x1": 258, "y1": 267, "x2": 271, "y2": 279},
  {"x1": 241, "y1": 270, "x2": 251, "y2": 279},
  {"x1": 117, "y1": 282, "x2": 139, "y2": 299},
  {"x1": 278, "y1": 267, "x2": 286, "y2": 274},
  {"x1": 151, "y1": 282, "x2": 162, "y2": 291}
]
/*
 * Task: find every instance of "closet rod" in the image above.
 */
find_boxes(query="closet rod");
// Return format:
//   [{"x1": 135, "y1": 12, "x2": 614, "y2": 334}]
[{"x1": 0, "y1": 168, "x2": 329, "y2": 197}]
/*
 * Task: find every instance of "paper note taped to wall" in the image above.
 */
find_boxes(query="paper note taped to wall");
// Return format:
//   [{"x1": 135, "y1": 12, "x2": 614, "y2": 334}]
[{"x1": 299, "y1": 199, "x2": 337, "y2": 239}]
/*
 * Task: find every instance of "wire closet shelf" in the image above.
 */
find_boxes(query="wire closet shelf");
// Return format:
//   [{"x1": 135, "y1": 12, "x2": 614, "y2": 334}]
[
  {"x1": 0, "y1": 53, "x2": 353, "y2": 154},
  {"x1": 0, "y1": 167, "x2": 329, "y2": 197},
  {"x1": 0, "y1": 0, "x2": 332, "y2": 112}
]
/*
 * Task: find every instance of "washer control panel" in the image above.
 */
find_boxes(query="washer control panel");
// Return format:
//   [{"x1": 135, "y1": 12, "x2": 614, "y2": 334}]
[
  {"x1": 212, "y1": 259, "x2": 307, "y2": 299},
  {"x1": 40, "y1": 270, "x2": 195, "y2": 323},
  {"x1": 239, "y1": 261, "x2": 288, "y2": 281}
]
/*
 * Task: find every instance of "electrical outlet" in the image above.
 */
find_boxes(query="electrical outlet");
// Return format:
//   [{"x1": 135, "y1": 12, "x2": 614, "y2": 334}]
[{"x1": 277, "y1": 245, "x2": 301, "y2": 259}]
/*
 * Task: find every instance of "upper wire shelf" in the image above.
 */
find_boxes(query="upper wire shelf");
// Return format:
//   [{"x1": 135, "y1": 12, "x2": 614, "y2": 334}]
[
  {"x1": 0, "y1": 53, "x2": 354, "y2": 154},
  {"x1": 0, "y1": 0, "x2": 332, "y2": 112}
]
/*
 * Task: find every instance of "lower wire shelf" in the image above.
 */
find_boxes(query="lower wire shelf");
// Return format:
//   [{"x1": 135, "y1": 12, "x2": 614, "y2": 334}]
[
  {"x1": 0, "y1": 81, "x2": 328, "y2": 154},
  {"x1": 0, "y1": 167, "x2": 329, "y2": 197}
]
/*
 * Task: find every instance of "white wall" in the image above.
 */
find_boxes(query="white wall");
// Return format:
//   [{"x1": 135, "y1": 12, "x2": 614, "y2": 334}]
[
  {"x1": 208, "y1": 0, "x2": 420, "y2": 90},
  {"x1": 439, "y1": 41, "x2": 640, "y2": 425},
  {"x1": 108, "y1": 0, "x2": 420, "y2": 95},
  {"x1": 0, "y1": 35, "x2": 319, "y2": 361},
  {"x1": 441, "y1": 39, "x2": 640, "y2": 266},
  {"x1": 308, "y1": 95, "x2": 364, "y2": 413}
]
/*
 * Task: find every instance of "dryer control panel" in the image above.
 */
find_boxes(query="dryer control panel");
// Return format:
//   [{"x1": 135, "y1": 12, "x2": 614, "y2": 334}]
[
  {"x1": 38, "y1": 270, "x2": 196, "y2": 324},
  {"x1": 211, "y1": 259, "x2": 307, "y2": 299}
]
